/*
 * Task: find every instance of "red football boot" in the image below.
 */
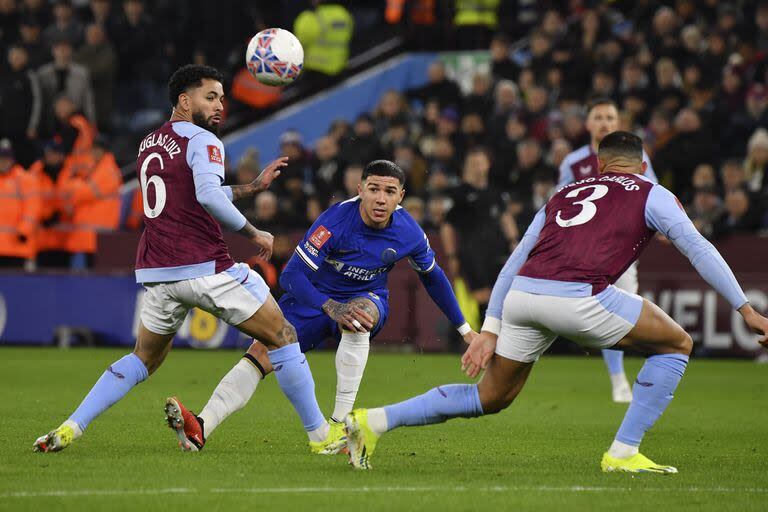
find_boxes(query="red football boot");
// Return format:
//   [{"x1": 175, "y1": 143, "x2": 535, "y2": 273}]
[{"x1": 164, "y1": 396, "x2": 205, "y2": 451}]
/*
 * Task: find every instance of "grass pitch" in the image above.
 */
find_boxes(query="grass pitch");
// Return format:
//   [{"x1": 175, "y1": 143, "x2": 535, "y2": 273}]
[{"x1": 1, "y1": 347, "x2": 766, "y2": 511}]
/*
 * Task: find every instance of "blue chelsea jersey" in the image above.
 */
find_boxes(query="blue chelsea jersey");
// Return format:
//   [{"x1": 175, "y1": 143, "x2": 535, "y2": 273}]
[{"x1": 293, "y1": 197, "x2": 436, "y2": 301}]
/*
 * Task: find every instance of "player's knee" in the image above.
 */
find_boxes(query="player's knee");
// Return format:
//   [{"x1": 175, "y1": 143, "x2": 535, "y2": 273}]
[
  {"x1": 478, "y1": 387, "x2": 518, "y2": 415},
  {"x1": 246, "y1": 341, "x2": 273, "y2": 375},
  {"x1": 675, "y1": 331, "x2": 693, "y2": 356}
]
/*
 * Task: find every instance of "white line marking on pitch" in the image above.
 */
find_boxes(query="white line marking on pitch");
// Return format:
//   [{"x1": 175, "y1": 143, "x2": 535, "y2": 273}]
[{"x1": 2, "y1": 486, "x2": 768, "y2": 499}]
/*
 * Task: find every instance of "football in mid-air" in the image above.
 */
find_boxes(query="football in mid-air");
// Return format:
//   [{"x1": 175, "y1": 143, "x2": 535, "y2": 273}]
[{"x1": 246, "y1": 28, "x2": 304, "y2": 86}]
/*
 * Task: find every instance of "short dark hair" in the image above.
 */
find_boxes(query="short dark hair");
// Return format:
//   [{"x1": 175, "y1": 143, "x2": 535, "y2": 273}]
[
  {"x1": 587, "y1": 96, "x2": 618, "y2": 113},
  {"x1": 362, "y1": 159, "x2": 405, "y2": 186},
  {"x1": 168, "y1": 64, "x2": 224, "y2": 107},
  {"x1": 597, "y1": 131, "x2": 643, "y2": 162}
]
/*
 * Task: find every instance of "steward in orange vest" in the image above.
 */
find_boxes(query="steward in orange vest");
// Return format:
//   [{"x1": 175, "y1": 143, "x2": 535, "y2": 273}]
[
  {"x1": 30, "y1": 139, "x2": 75, "y2": 268},
  {"x1": 59, "y1": 135, "x2": 121, "y2": 262},
  {"x1": 0, "y1": 139, "x2": 39, "y2": 266},
  {"x1": 54, "y1": 94, "x2": 96, "y2": 164}
]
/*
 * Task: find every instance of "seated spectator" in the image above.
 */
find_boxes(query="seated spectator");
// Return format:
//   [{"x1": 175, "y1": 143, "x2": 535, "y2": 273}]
[
  {"x1": 713, "y1": 188, "x2": 763, "y2": 238},
  {"x1": 245, "y1": 191, "x2": 283, "y2": 233},
  {"x1": 507, "y1": 138, "x2": 556, "y2": 194},
  {"x1": 744, "y1": 128, "x2": 768, "y2": 194},
  {"x1": 687, "y1": 185, "x2": 723, "y2": 239},
  {"x1": 18, "y1": 15, "x2": 48, "y2": 69},
  {"x1": 339, "y1": 113, "x2": 380, "y2": 165},
  {"x1": 393, "y1": 143, "x2": 427, "y2": 195},
  {"x1": 405, "y1": 60, "x2": 461, "y2": 110},
  {"x1": 462, "y1": 72, "x2": 493, "y2": 118},
  {"x1": 721, "y1": 158, "x2": 749, "y2": 194},
  {"x1": 0, "y1": 44, "x2": 42, "y2": 167},
  {"x1": 74, "y1": 23, "x2": 117, "y2": 132},
  {"x1": 311, "y1": 135, "x2": 343, "y2": 205},
  {"x1": 424, "y1": 195, "x2": 448, "y2": 231},
  {"x1": 374, "y1": 89, "x2": 410, "y2": 135},
  {"x1": 489, "y1": 33, "x2": 520, "y2": 82},
  {"x1": 402, "y1": 196, "x2": 426, "y2": 226}
]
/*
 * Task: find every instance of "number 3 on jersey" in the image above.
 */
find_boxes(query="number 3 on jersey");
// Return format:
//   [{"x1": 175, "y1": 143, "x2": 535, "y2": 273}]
[
  {"x1": 555, "y1": 184, "x2": 608, "y2": 228},
  {"x1": 140, "y1": 152, "x2": 167, "y2": 218}
]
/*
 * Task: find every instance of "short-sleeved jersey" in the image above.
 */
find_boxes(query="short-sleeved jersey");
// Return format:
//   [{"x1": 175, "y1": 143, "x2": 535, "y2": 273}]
[
  {"x1": 135, "y1": 121, "x2": 235, "y2": 283},
  {"x1": 557, "y1": 144, "x2": 657, "y2": 188},
  {"x1": 518, "y1": 172, "x2": 656, "y2": 294},
  {"x1": 292, "y1": 197, "x2": 436, "y2": 302}
]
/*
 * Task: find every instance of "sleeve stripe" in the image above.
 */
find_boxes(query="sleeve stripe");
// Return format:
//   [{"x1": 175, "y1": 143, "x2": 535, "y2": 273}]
[
  {"x1": 295, "y1": 246, "x2": 319, "y2": 271},
  {"x1": 408, "y1": 256, "x2": 436, "y2": 274}
]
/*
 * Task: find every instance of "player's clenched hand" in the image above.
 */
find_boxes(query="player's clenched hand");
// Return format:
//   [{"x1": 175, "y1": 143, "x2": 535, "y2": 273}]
[
  {"x1": 322, "y1": 299, "x2": 374, "y2": 333},
  {"x1": 461, "y1": 332, "x2": 497, "y2": 378},
  {"x1": 251, "y1": 229, "x2": 274, "y2": 261},
  {"x1": 739, "y1": 303, "x2": 768, "y2": 347},
  {"x1": 253, "y1": 157, "x2": 288, "y2": 192}
]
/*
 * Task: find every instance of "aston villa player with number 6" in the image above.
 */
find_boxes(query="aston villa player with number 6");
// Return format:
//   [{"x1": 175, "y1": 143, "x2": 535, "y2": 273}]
[{"x1": 34, "y1": 65, "x2": 340, "y2": 455}]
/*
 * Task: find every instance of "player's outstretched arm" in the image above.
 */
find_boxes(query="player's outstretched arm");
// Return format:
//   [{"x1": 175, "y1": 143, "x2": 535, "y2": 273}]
[
  {"x1": 481, "y1": 208, "x2": 545, "y2": 336},
  {"x1": 646, "y1": 186, "x2": 768, "y2": 347},
  {"x1": 226, "y1": 157, "x2": 288, "y2": 202}
]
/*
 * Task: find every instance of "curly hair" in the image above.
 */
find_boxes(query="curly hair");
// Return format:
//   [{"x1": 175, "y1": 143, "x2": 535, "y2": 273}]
[{"x1": 168, "y1": 64, "x2": 224, "y2": 107}]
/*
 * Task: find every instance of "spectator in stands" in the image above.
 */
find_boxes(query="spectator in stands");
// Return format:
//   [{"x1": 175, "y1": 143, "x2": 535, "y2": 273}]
[
  {"x1": 31, "y1": 139, "x2": 70, "y2": 268},
  {"x1": 463, "y1": 72, "x2": 494, "y2": 119},
  {"x1": 52, "y1": 94, "x2": 95, "y2": 161},
  {"x1": 37, "y1": 36, "x2": 96, "y2": 136},
  {"x1": 276, "y1": 130, "x2": 312, "y2": 199},
  {"x1": 245, "y1": 191, "x2": 283, "y2": 234},
  {"x1": 60, "y1": 134, "x2": 120, "y2": 268},
  {"x1": 0, "y1": 44, "x2": 42, "y2": 168},
  {"x1": 655, "y1": 108, "x2": 714, "y2": 193},
  {"x1": 339, "y1": 113, "x2": 380, "y2": 165},
  {"x1": 489, "y1": 79, "x2": 519, "y2": 139},
  {"x1": 43, "y1": 0, "x2": 83, "y2": 48},
  {"x1": 402, "y1": 196, "x2": 426, "y2": 226},
  {"x1": 721, "y1": 159, "x2": 749, "y2": 194},
  {"x1": 18, "y1": 15, "x2": 48, "y2": 69},
  {"x1": 745, "y1": 127, "x2": 768, "y2": 195},
  {"x1": 0, "y1": 139, "x2": 38, "y2": 268},
  {"x1": 713, "y1": 188, "x2": 763, "y2": 238},
  {"x1": 83, "y1": 0, "x2": 119, "y2": 35},
  {"x1": 507, "y1": 138, "x2": 555, "y2": 194},
  {"x1": 312, "y1": 135, "x2": 343, "y2": 204},
  {"x1": 441, "y1": 146, "x2": 516, "y2": 312},
  {"x1": 424, "y1": 195, "x2": 448, "y2": 231},
  {"x1": 405, "y1": 60, "x2": 462, "y2": 110},
  {"x1": 229, "y1": 148, "x2": 261, "y2": 211},
  {"x1": 426, "y1": 135, "x2": 460, "y2": 192},
  {"x1": 374, "y1": 90, "x2": 411, "y2": 135},
  {"x1": 19, "y1": 0, "x2": 51, "y2": 30},
  {"x1": 688, "y1": 185, "x2": 723, "y2": 239},
  {"x1": 74, "y1": 23, "x2": 116, "y2": 132},
  {"x1": 341, "y1": 163, "x2": 363, "y2": 200},
  {"x1": 111, "y1": 0, "x2": 165, "y2": 128},
  {"x1": 548, "y1": 138, "x2": 572, "y2": 169},
  {"x1": 489, "y1": 33, "x2": 519, "y2": 82},
  {"x1": 727, "y1": 84, "x2": 768, "y2": 155}
]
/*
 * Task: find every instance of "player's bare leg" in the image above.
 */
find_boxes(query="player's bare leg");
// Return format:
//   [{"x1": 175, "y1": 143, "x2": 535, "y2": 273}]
[
  {"x1": 601, "y1": 298, "x2": 693, "y2": 474},
  {"x1": 35, "y1": 323, "x2": 174, "y2": 452}
]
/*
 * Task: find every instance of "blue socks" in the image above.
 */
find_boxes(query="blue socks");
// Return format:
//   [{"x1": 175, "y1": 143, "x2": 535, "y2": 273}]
[
  {"x1": 602, "y1": 349, "x2": 625, "y2": 375},
  {"x1": 384, "y1": 384, "x2": 483, "y2": 431},
  {"x1": 615, "y1": 353, "x2": 689, "y2": 446},
  {"x1": 69, "y1": 353, "x2": 148, "y2": 432},
  {"x1": 268, "y1": 343, "x2": 325, "y2": 432}
]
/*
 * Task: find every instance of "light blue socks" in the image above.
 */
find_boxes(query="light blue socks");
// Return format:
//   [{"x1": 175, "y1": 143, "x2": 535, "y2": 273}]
[
  {"x1": 615, "y1": 353, "x2": 689, "y2": 446},
  {"x1": 268, "y1": 343, "x2": 325, "y2": 431},
  {"x1": 69, "y1": 353, "x2": 148, "y2": 432},
  {"x1": 384, "y1": 384, "x2": 483, "y2": 431}
]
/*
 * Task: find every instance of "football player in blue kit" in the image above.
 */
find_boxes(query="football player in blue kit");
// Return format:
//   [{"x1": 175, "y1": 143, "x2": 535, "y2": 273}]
[{"x1": 165, "y1": 160, "x2": 477, "y2": 453}]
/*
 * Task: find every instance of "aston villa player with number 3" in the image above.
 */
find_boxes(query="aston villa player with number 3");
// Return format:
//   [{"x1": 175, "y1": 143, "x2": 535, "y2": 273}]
[
  {"x1": 34, "y1": 65, "x2": 341, "y2": 455},
  {"x1": 166, "y1": 159, "x2": 478, "y2": 453}
]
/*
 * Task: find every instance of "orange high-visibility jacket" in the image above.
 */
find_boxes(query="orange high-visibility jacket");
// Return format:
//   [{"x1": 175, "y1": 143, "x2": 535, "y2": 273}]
[
  {"x1": 28, "y1": 159, "x2": 71, "y2": 252},
  {"x1": 69, "y1": 114, "x2": 96, "y2": 161},
  {"x1": 125, "y1": 187, "x2": 144, "y2": 230},
  {"x1": 59, "y1": 152, "x2": 121, "y2": 254},
  {"x1": 0, "y1": 165, "x2": 40, "y2": 259}
]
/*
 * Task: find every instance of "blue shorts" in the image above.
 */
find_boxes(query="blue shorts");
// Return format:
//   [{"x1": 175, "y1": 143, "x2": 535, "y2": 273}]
[{"x1": 277, "y1": 291, "x2": 389, "y2": 352}]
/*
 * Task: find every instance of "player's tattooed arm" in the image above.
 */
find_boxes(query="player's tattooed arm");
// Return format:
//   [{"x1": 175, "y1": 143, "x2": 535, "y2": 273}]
[
  {"x1": 238, "y1": 222, "x2": 274, "y2": 260},
  {"x1": 322, "y1": 299, "x2": 374, "y2": 333},
  {"x1": 229, "y1": 157, "x2": 289, "y2": 201}
]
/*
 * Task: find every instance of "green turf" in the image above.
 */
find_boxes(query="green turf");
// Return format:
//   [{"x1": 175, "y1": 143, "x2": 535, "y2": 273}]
[{"x1": 0, "y1": 347, "x2": 766, "y2": 511}]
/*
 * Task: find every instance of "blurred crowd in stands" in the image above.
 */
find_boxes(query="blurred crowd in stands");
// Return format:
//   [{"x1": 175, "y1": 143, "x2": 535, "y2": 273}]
[{"x1": 2, "y1": 0, "x2": 768, "y2": 288}]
